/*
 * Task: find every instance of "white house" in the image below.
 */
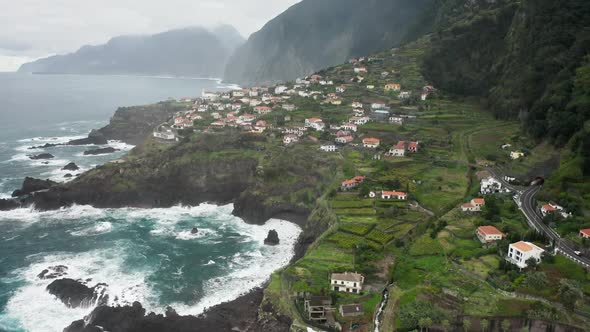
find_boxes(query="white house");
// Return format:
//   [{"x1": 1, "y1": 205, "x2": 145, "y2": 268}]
[
  {"x1": 336, "y1": 86, "x2": 347, "y2": 93},
  {"x1": 388, "y1": 141, "x2": 406, "y2": 157},
  {"x1": 232, "y1": 90, "x2": 246, "y2": 98},
  {"x1": 320, "y1": 145, "x2": 337, "y2": 152},
  {"x1": 461, "y1": 198, "x2": 485, "y2": 212},
  {"x1": 381, "y1": 191, "x2": 407, "y2": 200},
  {"x1": 305, "y1": 118, "x2": 326, "y2": 131},
  {"x1": 335, "y1": 136, "x2": 354, "y2": 144},
  {"x1": 362, "y1": 137, "x2": 380, "y2": 149},
  {"x1": 354, "y1": 67, "x2": 367, "y2": 73},
  {"x1": 275, "y1": 86, "x2": 288, "y2": 95},
  {"x1": 352, "y1": 101, "x2": 363, "y2": 109},
  {"x1": 399, "y1": 91, "x2": 412, "y2": 99},
  {"x1": 282, "y1": 104, "x2": 296, "y2": 112},
  {"x1": 202, "y1": 91, "x2": 219, "y2": 101},
  {"x1": 476, "y1": 226, "x2": 505, "y2": 244},
  {"x1": 341, "y1": 123, "x2": 358, "y2": 132},
  {"x1": 580, "y1": 229, "x2": 590, "y2": 239},
  {"x1": 389, "y1": 116, "x2": 404, "y2": 125},
  {"x1": 153, "y1": 126, "x2": 176, "y2": 141},
  {"x1": 331, "y1": 272, "x2": 364, "y2": 294},
  {"x1": 350, "y1": 116, "x2": 370, "y2": 126},
  {"x1": 510, "y1": 151, "x2": 525, "y2": 160},
  {"x1": 254, "y1": 106, "x2": 273, "y2": 115},
  {"x1": 371, "y1": 103, "x2": 388, "y2": 110},
  {"x1": 480, "y1": 177, "x2": 502, "y2": 194},
  {"x1": 283, "y1": 134, "x2": 299, "y2": 145},
  {"x1": 541, "y1": 203, "x2": 571, "y2": 219},
  {"x1": 506, "y1": 241, "x2": 544, "y2": 269}
]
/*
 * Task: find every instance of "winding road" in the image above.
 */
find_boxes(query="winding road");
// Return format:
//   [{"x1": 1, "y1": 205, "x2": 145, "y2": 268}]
[{"x1": 489, "y1": 169, "x2": 590, "y2": 268}]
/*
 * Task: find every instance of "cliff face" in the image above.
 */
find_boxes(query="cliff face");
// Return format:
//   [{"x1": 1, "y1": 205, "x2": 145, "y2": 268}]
[
  {"x1": 97, "y1": 101, "x2": 188, "y2": 145},
  {"x1": 19, "y1": 26, "x2": 244, "y2": 78},
  {"x1": 223, "y1": 0, "x2": 434, "y2": 85}
]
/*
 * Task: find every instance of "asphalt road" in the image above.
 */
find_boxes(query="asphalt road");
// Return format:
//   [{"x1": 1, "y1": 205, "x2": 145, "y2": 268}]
[{"x1": 488, "y1": 167, "x2": 590, "y2": 268}]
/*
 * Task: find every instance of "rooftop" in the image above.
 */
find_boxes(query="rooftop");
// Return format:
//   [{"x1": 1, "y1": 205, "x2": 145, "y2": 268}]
[
  {"x1": 478, "y1": 225, "x2": 504, "y2": 236},
  {"x1": 340, "y1": 304, "x2": 363, "y2": 315},
  {"x1": 331, "y1": 272, "x2": 363, "y2": 282}
]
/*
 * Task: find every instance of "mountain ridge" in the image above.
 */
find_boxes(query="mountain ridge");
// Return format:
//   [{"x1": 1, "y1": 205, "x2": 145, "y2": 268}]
[{"x1": 18, "y1": 26, "x2": 245, "y2": 78}]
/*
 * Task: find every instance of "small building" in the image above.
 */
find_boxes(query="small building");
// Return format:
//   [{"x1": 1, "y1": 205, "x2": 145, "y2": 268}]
[
  {"x1": 335, "y1": 136, "x2": 354, "y2": 144},
  {"x1": 304, "y1": 296, "x2": 332, "y2": 321},
  {"x1": 354, "y1": 67, "x2": 367, "y2": 73},
  {"x1": 336, "y1": 86, "x2": 347, "y2": 93},
  {"x1": 381, "y1": 191, "x2": 407, "y2": 200},
  {"x1": 580, "y1": 229, "x2": 590, "y2": 239},
  {"x1": 389, "y1": 116, "x2": 403, "y2": 125},
  {"x1": 510, "y1": 151, "x2": 525, "y2": 160},
  {"x1": 283, "y1": 134, "x2": 299, "y2": 145},
  {"x1": 153, "y1": 126, "x2": 176, "y2": 141},
  {"x1": 254, "y1": 106, "x2": 273, "y2": 115},
  {"x1": 341, "y1": 123, "x2": 358, "y2": 132},
  {"x1": 476, "y1": 226, "x2": 505, "y2": 244},
  {"x1": 461, "y1": 198, "x2": 485, "y2": 212},
  {"x1": 320, "y1": 145, "x2": 337, "y2": 152},
  {"x1": 384, "y1": 83, "x2": 401, "y2": 92},
  {"x1": 480, "y1": 177, "x2": 502, "y2": 194},
  {"x1": 274, "y1": 85, "x2": 288, "y2": 95},
  {"x1": 407, "y1": 141, "x2": 419, "y2": 153},
  {"x1": 362, "y1": 137, "x2": 380, "y2": 149},
  {"x1": 399, "y1": 91, "x2": 411, "y2": 99},
  {"x1": 340, "y1": 304, "x2": 363, "y2": 318},
  {"x1": 506, "y1": 241, "x2": 544, "y2": 269},
  {"x1": 389, "y1": 141, "x2": 406, "y2": 157},
  {"x1": 282, "y1": 104, "x2": 296, "y2": 111},
  {"x1": 351, "y1": 101, "x2": 363, "y2": 109},
  {"x1": 305, "y1": 118, "x2": 326, "y2": 131},
  {"x1": 331, "y1": 272, "x2": 364, "y2": 294},
  {"x1": 541, "y1": 203, "x2": 571, "y2": 219}
]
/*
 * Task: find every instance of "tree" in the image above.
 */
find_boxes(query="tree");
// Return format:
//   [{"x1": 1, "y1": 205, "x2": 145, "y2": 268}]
[
  {"x1": 525, "y1": 271, "x2": 547, "y2": 288},
  {"x1": 463, "y1": 318, "x2": 472, "y2": 332},
  {"x1": 558, "y1": 279, "x2": 583, "y2": 310},
  {"x1": 442, "y1": 319, "x2": 451, "y2": 332},
  {"x1": 480, "y1": 319, "x2": 489, "y2": 332},
  {"x1": 501, "y1": 319, "x2": 511, "y2": 332},
  {"x1": 419, "y1": 317, "x2": 433, "y2": 332},
  {"x1": 525, "y1": 257, "x2": 538, "y2": 270}
]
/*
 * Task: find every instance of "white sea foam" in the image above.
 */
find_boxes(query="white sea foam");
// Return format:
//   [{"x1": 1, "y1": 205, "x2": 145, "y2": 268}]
[
  {"x1": 107, "y1": 140, "x2": 135, "y2": 151},
  {"x1": 0, "y1": 205, "x2": 106, "y2": 224},
  {"x1": 171, "y1": 218, "x2": 301, "y2": 315},
  {"x1": 70, "y1": 222, "x2": 113, "y2": 237},
  {"x1": 2, "y1": 248, "x2": 153, "y2": 332},
  {"x1": 17, "y1": 135, "x2": 85, "y2": 144}
]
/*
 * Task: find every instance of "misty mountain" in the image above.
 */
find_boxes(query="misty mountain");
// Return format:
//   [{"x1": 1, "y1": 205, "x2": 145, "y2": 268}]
[
  {"x1": 223, "y1": 0, "x2": 434, "y2": 85},
  {"x1": 18, "y1": 26, "x2": 244, "y2": 77}
]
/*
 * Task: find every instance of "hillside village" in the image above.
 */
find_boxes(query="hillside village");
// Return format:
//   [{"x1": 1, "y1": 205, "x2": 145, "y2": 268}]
[{"x1": 146, "y1": 39, "x2": 590, "y2": 331}]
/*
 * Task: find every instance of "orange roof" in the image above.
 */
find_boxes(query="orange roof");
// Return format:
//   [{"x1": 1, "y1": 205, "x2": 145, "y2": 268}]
[
  {"x1": 342, "y1": 180, "x2": 356, "y2": 185},
  {"x1": 478, "y1": 226, "x2": 504, "y2": 236},
  {"x1": 353, "y1": 176, "x2": 365, "y2": 182},
  {"x1": 363, "y1": 138, "x2": 380, "y2": 144},
  {"x1": 393, "y1": 141, "x2": 406, "y2": 149},
  {"x1": 307, "y1": 118, "x2": 322, "y2": 122},
  {"x1": 581, "y1": 229, "x2": 590, "y2": 236},
  {"x1": 382, "y1": 191, "x2": 406, "y2": 196},
  {"x1": 512, "y1": 241, "x2": 535, "y2": 252},
  {"x1": 473, "y1": 198, "x2": 486, "y2": 205},
  {"x1": 542, "y1": 204, "x2": 557, "y2": 211},
  {"x1": 462, "y1": 203, "x2": 475, "y2": 208},
  {"x1": 408, "y1": 141, "x2": 419, "y2": 149}
]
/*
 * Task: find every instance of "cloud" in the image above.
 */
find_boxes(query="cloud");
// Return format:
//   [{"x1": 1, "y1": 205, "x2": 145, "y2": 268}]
[{"x1": 0, "y1": 0, "x2": 300, "y2": 62}]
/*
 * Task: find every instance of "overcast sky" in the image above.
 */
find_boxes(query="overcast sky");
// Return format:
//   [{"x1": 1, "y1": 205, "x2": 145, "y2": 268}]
[{"x1": 0, "y1": 0, "x2": 300, "y2": 71}]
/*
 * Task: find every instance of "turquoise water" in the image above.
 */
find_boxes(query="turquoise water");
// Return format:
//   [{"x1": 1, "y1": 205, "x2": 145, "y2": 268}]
[{"x1": 0, "y1": 74, "x2": 300, "y2": 332}]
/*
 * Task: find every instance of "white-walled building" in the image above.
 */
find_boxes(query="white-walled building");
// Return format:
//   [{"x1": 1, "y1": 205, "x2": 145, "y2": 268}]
[
  {"x1": 461, "y1": 198, "x2": 486, "y2": 212},
  {"x1": 331, "y1": 272, "x2": 364, "y2": 294},
  {"x1": 480, "y1": 177, "x2": 503, "y2": 194},
  {"x1": 476, "y1": 226, "x2": 505, "y2": 244},
  {"x1": 506, "y1": 241, "x2": 544, "y2": 269},
  {"x1": 320, "y1": 145, "x2": 337, "y2": 152}
]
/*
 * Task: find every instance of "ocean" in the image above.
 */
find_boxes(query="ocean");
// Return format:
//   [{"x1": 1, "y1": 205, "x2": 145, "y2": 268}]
[{"x1": 0, "y1": 73, "x2": 301, "y2": 332}]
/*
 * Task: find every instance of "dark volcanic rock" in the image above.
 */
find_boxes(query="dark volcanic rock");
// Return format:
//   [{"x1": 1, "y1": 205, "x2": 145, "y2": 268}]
[
  {"x1": 0, "y1": 199, "x2": 20, "y2": 210},
  {"x1": 62, "y1": 162, "x2": 80, "y2": 171},
  {"x1": 29, "y1": 153, "x2": 54, "y2": 160},
  {"x1": 38, "y1": 265, "x2": 68, "y2": 279},
  {"x1": 64, "y1": 174, "x2": 73, "y2": 178},
  {"x1": 68, "y1": 130, "x2": 108, "y2": 145},
  {"x1": 46, "y1": 278, "x2": 107, "y2": 308},
  {"x1": 83, "y1": 147, "x2": 118, "y2": 155},
  {"x1": 264, "y1": 229, "x2": 280, "y2": 245},
  {"x1": 29, "y1": 143, "x2": 61, "y2": 149},
  {"x1": 12, "y1": 177, "x2": 57, "y2": 197},
  {"x1": 63, "y1": 288, "x2": 289, "y2": 332},
  {"x1": 191, "y1": 227, "x2": 199, "y2": 234}
]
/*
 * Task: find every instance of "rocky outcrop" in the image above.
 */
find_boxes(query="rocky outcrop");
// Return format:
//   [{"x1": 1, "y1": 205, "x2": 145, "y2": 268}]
[
  {"x1": 233, "y1": 193, "x2": 310, "y2": 226},
  {"x1": 29, "y1": 153, "x2": 54, "y2": 160},
  {"x1": 46, "y1": 278, "x2": 107, "y2": 308},
  {"x1": 68, "y1": 130, "x2": 108, "y2": 145},
  {"x1": 63, "y1": 288, "x2": 283, "y2": 332},
  {"x1": 191, "y1": 227, "x2": 199, "y2": 234},
  {"x1": 38, "y1": 265, "x2": 69, "y2": 279},
  {"x1": 62, "y1": 162, "x2": 80, "y2": 171},
  {"x1": 264, "y1": 230, "x2": 280, "y2": 245},
  {"x1": 83, "y1": 147, "x2": 118, "y2": 155},
  {"x1": 12, "y1": 177, "x2": 57, "y2": 197}
]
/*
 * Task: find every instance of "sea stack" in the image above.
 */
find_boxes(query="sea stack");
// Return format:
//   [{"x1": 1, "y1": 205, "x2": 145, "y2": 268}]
[{"x1": 264, "y1": 230, "x2": 279, "y2": 245}]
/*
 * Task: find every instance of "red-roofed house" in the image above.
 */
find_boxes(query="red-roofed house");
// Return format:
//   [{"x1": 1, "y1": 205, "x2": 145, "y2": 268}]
[
  {"x1": 354, "y1": 67, "x2": 367, "y2": 73},
  {"x1": 336, "y1": 85, "x2": 347, "y2": 93},
  {"x1": 385, "y1": 83, "x2": 401, "y2": 92},
  {"x1": 476, "y1": 226, "x2": 505, "y2": 244},
  {"x1": 580, "y1": 229, "x2": 590, "y2": 239},
  {"x1": 461, "y1": 198, "x2": 485, "y2": 212},
  {"x1": 305, "y1": 118, "x2": 326, "y2": 131},
  {"x1": 283, "y1": 134, "x2": 299, "y2": 145},
  {"x1": 408, "y1": 141, "x2": 419, "y2": 153},
  {"x1": 341, "y1": 176, "x2": 365, "y2": 191},
  {"x1": 362, "y1": 138, "x2": 380, "y2": 149},
  {"x1": 389, "y1": 141, "x2": 406, "y2": 157},
  {"x1": 381, "y1": 191, "x2": 407, "y2": 200},
  {"x1": 335, "y1": 135, "x2": 354, "y2": 144}
]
